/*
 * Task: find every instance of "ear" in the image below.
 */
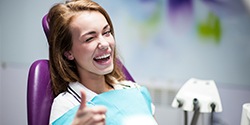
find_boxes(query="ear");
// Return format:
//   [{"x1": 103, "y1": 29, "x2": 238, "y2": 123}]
[{"x1": 64, "y1": 51, "x2": 74, "y2": 60}]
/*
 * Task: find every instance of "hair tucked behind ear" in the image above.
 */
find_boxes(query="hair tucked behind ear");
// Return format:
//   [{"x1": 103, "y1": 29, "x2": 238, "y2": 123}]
[{"x1": 47, "y1": 0, "x2": 125, "y2": 96}]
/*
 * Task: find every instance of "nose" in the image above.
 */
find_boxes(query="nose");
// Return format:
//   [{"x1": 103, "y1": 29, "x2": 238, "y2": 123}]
[{"x1": 98, "y1": 36, "x2": 109, "y2": 50}]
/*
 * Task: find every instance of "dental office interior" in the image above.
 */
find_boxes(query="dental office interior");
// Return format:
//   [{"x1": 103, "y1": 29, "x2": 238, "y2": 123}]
[{"x1": 1, "y1": 0, "x2": 250, "y2": 125}]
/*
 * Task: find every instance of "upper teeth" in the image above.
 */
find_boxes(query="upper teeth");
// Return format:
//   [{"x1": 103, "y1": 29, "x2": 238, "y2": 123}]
[{"x1": 95, "y1": 54, "x2": 110, "y2": 59}]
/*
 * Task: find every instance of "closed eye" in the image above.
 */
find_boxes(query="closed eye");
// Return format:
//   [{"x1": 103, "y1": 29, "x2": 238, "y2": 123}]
[
  {"x1": 102, "y1": 24, "x2": 112, "y2": 37},
  {"x1": 85, "y1": 37, "x2": 94, "y2": 42},
  {"x1": 103, "y1": 30, "x2": 111, "y2": 37}
]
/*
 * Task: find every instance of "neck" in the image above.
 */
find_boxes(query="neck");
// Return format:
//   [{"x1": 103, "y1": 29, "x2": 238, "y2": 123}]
[{"x1": 80, "y1": 75, "x2": 113, "y2": 94}]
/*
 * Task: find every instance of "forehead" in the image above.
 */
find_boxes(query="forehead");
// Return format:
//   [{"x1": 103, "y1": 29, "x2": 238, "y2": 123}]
[{"x1": 69, "y1": 11, "x2": 108, "y2": 32}]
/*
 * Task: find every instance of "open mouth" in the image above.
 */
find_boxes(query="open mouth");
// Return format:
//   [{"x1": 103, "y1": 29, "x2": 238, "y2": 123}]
[{"x1": 93, "y1": 54, "x2": 111, "y2": 63}]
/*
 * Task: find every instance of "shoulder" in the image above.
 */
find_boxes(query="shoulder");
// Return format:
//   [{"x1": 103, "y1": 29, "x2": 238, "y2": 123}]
[
  {"x1": 52, "y1": 92, "x2": 79, "y2": 106},
  {"x1": 49, "y1": 92, "x2": 79, "y2": 124}
]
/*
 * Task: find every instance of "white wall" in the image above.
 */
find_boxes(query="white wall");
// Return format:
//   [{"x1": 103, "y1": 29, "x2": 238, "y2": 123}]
[
  {"x1": 0, "y1": 18, "x2": 2, "y2": 125},
  {"x1": 0, "y1": 0, "x2": 54, "y2": 65},
  {"x1": 0, "y1": 0, "x2": 2, "y2": 119},
  {"x1": 0, "y1": 0, "x2": 60, "y2": 124},
  {"x1": 215, "y1": 85, "x2": 250, "y2": 125},
  {"x1": 1, "y1": 65, "x2": 29, "y2": 125}
]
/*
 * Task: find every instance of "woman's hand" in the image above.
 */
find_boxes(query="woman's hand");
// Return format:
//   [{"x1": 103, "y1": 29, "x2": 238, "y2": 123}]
[{"x1": 71, "y1": 91, "x2": 107, "y2": 125}]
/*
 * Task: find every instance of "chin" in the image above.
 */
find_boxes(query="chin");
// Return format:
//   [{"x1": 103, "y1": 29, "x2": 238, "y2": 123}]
[{"x1": 99, "y1": 65, "x2": 114, "y2": 75}]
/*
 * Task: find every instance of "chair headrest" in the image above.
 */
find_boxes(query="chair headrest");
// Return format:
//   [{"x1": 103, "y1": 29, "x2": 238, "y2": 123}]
[{"x1": 42, "y1": 14, "x2": 49, "y2": 41}]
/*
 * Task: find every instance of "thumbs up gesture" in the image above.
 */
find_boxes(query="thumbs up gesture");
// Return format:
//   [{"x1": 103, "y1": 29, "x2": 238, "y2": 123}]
[{"x1": 71, "y1": 90, "x2": 107, "y2": 125}]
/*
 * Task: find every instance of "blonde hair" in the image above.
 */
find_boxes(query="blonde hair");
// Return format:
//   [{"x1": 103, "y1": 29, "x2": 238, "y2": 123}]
[{"x1": 47, "y1": 0, "x2": 125, "y2": 96}]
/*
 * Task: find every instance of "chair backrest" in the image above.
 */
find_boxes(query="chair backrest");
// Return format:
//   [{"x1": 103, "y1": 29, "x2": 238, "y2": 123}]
[
  {"x1": 27, "y1": 14, "x2": 135, "y2": 125},
  {"x1": 27, "y1": 60, "x2": 53, "y2": 125}
]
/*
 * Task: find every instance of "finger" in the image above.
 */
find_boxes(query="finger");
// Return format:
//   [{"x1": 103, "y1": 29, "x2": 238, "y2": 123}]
[
  {"x1": 92, "y1": 106, "x2": 107, "y2": 114},
  {"x1": 79, "y1": 90, "x2": 87, "y2": 109},
  {"x1": 86, "y1": 114, "x2": 106, "y2": 125},
  {"x1": 76, "y1": 106, "x2": 106, "y2": 118},
  {"x1": 92, "y1": 114, "x2": 106, "y2": 122},
  {"x1": 75, "y1": 107, "x2": 107, "y2": 125}
]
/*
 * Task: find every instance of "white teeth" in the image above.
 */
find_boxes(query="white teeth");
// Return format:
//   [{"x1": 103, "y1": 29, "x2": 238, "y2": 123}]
[{"x1": 95, "y1": 54, "x2": 110, "y2": 60}]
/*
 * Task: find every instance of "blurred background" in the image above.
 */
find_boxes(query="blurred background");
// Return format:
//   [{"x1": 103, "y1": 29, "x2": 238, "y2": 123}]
[{"x1": 1, "y1": 0, "x2": 250, "y2": 124}]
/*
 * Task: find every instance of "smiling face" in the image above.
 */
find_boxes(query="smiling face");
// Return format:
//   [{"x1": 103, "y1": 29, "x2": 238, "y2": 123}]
[{"x1": 67, "y1": 11, "x2": 115, "y2": 78}]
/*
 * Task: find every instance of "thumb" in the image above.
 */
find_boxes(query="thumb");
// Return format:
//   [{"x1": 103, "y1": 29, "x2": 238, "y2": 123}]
[{"x1": 79, "y1": 90, "x2": 86, "y2": 109}]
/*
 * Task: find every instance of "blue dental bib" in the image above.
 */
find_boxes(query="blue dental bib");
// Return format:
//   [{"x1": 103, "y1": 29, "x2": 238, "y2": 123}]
[{"x1": 53, "y1": 87, "x2": 158, "y2": 125}]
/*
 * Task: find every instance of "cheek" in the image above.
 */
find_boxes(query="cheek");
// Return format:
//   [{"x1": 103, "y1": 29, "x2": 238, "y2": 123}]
[
  {"x1": 72, "y1": 45, "x2": 93, "y2": 60},
  {"x1": 109, "y1": 36, "x2": 115, "y2": 48}
]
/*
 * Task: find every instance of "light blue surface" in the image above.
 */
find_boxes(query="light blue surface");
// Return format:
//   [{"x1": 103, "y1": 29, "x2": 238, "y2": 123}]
[{"x1": 53, "y1": 87, "x2": 157, "y2": 125}]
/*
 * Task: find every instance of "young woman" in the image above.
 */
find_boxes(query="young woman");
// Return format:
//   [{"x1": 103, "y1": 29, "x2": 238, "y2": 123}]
[{"x1": 47, "y1": 0, "x2": 158, "y2": 124}]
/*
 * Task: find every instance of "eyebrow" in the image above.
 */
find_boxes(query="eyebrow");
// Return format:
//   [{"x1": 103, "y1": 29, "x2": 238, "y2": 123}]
[{"x1": 103, "y1": 24, "x2": 110, "y2": 31}]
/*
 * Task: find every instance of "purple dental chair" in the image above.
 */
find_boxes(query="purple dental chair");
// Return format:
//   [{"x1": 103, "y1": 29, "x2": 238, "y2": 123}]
[{"x1": 27, "y1": 14, "x2": 135, "y2": 125}]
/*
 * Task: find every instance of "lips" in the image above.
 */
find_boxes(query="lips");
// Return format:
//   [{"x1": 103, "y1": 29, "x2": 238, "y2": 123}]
[{"x1": 93, "y1": 53, "x2": 111, "y2": 63}]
